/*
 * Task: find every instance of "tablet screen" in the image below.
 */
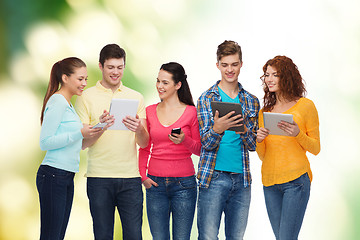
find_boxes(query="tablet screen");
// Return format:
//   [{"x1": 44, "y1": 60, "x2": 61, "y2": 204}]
[
  {"x1": 108, "y1": 99, "x2": 139, "y2": 130},
  {"x1": 210, "y1": 101, "x2": 244, "y2": 132},
  {"x1": 263, "y1": 112, "x2": 293, "y2": 136}
]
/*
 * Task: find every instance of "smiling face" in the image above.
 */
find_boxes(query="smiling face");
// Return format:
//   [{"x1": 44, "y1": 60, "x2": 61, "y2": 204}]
[
  {"x1": 156, "y1": 69, "x2": 181, "y2": 101},
  {"x1": 216, "y1": 53, "x2": 242, "y2": 84},
  {"x1": 264, "y1": 65, "x2": 280, "y2": 94},
  {"x1": 99, "y1": 58, "x2": 125, "y2": 91},
  {"x1": 62, "y1": 66, "x2": 88, "y2": 96}
]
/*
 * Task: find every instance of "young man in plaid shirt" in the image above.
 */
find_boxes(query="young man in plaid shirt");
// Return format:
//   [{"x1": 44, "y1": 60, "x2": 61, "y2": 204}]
[{"x1": 196, "y1": 40, "x2": 260, "y2": 239}]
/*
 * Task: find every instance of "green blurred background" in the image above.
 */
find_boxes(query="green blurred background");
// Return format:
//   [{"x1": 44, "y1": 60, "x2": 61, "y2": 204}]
[{"x1": 1, "y1": 0, "x2": 360, "y2": 239}]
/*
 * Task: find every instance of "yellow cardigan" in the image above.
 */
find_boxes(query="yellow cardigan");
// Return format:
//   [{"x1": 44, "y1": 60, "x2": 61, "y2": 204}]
[{"x1": 256, "y1": 98, "x2": 320, "y2": 187}]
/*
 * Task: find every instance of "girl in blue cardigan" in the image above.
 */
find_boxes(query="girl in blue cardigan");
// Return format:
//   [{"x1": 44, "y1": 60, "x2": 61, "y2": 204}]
[{"x1": 37, "y1": 57, "x2": 101, "y2": 240}]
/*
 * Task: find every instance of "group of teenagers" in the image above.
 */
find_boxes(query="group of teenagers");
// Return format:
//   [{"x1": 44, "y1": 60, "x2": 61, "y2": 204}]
[{"x1": 36, "y1": 40, "x2": 320, "y2": 240}]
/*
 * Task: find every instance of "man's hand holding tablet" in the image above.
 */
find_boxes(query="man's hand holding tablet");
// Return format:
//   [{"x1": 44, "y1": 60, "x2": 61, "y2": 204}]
[{"x1": 211, "y1": 101, "x2": 245, "y2": 134}]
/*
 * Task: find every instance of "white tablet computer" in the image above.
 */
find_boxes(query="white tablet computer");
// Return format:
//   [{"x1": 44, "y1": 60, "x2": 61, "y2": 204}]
[
  {"x1": 108, "y1": 99, "x2": 139, "y2": 130},
  {"x1": 211, "y1": 101, "x2": 244, "y2": 132},
  {"x1": 263, "y1": 112, "x2": 293, "y2": 136}
]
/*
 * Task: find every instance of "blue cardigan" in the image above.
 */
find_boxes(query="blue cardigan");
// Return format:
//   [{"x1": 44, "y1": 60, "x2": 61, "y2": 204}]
[{"x1": 40, "y1": 94, "x2": 83, "y2": 173}]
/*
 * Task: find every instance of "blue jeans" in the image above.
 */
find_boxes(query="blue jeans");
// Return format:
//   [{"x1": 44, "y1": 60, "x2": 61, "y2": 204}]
[
  {"x1": 197, "y1": 171, "x2": 251, "y2": 240},
  {"x1": 146, "y1": 175, "x2": 197, "y2": 240},
  {"x1": 87, "y1": 177, "x2": 143, "y2": 240},
  {"x1": 263, "y1": 173, "x2": 311, "y2": 240},
  {"x1": 36, "y1": 164, "x2": 75, "y2": 240}
]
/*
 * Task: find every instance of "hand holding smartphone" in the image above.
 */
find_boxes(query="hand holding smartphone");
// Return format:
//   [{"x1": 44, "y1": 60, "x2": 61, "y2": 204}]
[
  {"x1": 92, "y1": 122, "x2": 108, "y2": 129},
  {"x1": 171, "y1": 127, "x2": 181, "y2": 136}
]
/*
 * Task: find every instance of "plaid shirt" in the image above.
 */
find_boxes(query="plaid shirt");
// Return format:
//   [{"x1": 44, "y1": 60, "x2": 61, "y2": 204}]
[{"x1": 196, "y1": 81, "x2": 260, "y2": 188}]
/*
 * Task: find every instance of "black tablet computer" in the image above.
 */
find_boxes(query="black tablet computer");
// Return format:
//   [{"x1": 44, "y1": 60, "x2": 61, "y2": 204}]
[{"x1": 210, "y1": 101, "x2": 244, "y2": 132}]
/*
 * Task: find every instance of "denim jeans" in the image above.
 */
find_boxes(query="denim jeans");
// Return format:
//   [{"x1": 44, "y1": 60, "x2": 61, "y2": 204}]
[
  {"x1": 87, "y1": 177, "x2": 143, "y2": 240},
  {"x1": 146, "y1": 175, "x2": 197, "y2": 240},
  {"x1": 197, "y1": 171, "x2": 251, "y2": 240},
  {"x1": 263, "y1": 173, "x2": 311, "y2": 240},
  {"x1": 36, "y1": 164, "x2": 75, "y2": 240}
]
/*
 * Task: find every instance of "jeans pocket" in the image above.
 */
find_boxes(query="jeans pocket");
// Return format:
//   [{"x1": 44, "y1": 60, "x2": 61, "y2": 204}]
[
  {"x1": 146, "y1": 184, "x2": 157, "y2": 193},
  {"x1": 211, "y1": 170, "x2": 220, "y2": 180},
  {"x1": 289, "y1": 173, "x2": 309, "y2": 187},
  {"x1": 289, "y1": 180, "x2": 303, "y2": 188},
  {"x1": 53, "y1": 168, "x2": 73, "y2": 178},
  {"x1": 178, "y1": 176, "x2": 196, "y2": 189},
  {"x1": 36, "y1": 173, "x2": 46, "y2": 193},
  {"x1": 56, "y1": 172, "x2": 74, "y2": 187}
]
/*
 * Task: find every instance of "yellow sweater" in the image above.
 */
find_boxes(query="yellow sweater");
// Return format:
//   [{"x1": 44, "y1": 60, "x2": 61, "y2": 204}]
[{"x1": 256, "y1": 98, "x2": 320, "y2": 186}]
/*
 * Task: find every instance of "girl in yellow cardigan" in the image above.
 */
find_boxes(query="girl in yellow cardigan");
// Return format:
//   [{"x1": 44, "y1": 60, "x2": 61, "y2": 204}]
[{"x1": 256, "y1": 55, "x2": 320, "y2": 240}]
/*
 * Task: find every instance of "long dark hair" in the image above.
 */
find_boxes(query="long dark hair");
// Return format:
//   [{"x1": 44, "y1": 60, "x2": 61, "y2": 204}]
[
  {"x1": 160, "y1": 62, "x2": 194, "y2": 106},
  {"x1": 40, "y1": 57, "x2": 86, "y2": 124},
  {"x1": 261, "y1": 55, "x2": 306, "y2": 112}
]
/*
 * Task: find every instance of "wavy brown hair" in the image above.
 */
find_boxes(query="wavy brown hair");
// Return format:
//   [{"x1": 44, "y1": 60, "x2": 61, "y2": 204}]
[{"x1": 261, "y1": 55, "x2": 306, "y2": 111}]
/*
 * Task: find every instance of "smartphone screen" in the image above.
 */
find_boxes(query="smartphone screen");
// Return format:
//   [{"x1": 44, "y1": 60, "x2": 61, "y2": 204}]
[
  {"x1": 171, "y1": 127, "x2": 181, "y2": 136},
  {"x1": 92, "y1": 122, "x2": 108, "y2": 129}
]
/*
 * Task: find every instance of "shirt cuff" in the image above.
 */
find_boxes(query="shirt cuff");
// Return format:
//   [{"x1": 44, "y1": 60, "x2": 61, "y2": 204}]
[{"x1": 209, "y1": 127, "x2": 224, "y2": 138}]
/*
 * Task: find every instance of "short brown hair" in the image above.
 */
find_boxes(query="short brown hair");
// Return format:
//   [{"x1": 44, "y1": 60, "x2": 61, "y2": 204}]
[
  {"x1": 216, "y1": 40, "x2": 242, "y2": 62},
  {"x1": 99, "y1": 44, "x2": 126, "y2": 66}
]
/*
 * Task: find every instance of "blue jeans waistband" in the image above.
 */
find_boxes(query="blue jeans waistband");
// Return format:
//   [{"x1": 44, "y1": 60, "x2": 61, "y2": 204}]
[
  {"x1": 38, "y1": 164, "x2": 75, "y2": 176},
  {"x1": 148, "y1": 174, "x2": 195, "y2": 180}
]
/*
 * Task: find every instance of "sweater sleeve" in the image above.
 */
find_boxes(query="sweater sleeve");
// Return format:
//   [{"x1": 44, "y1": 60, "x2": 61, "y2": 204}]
[
  {"x1": 138, "y1": 109, "x2": 151, "y2": 182},
  {"x1": 255, "y1": 109, "x2": 266, "y2": 160},
  {"x1": 295, "y1": 100, "x2": 320, "y2": 155},
  {"x1": 40, "y1": 96, "x2": 83, "y2": 151},
  {"x1": 181, "y1": 110, "x2": 201, "y2": 156},
  {"x1": 138, "y1": 141, "x2": 151, "y2": 182}
]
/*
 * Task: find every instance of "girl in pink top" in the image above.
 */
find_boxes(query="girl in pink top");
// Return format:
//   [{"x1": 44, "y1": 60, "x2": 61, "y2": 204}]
[{"x1": 139, "y1": 62, "x2": 201, "y2": 240}]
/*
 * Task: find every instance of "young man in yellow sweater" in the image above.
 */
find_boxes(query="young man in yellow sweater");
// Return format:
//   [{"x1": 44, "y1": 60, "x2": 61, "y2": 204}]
[{"x1": 75, "y1": 44, "x2": 148, "y2": 240}]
